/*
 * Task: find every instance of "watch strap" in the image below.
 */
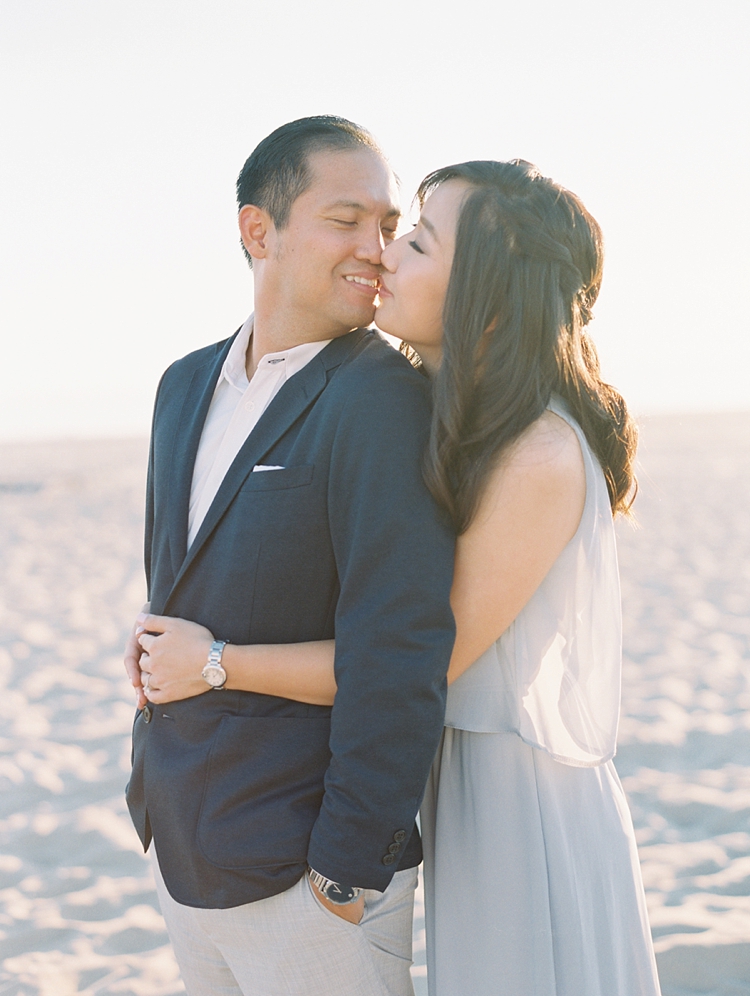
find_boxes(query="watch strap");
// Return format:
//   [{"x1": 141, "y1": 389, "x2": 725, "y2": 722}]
[
  {"x1": 207, "y1": 640, "x2": 228, "y2": 667},
  {"x1": 308, "y1": 866, "x2": 362, "y2": 905}
]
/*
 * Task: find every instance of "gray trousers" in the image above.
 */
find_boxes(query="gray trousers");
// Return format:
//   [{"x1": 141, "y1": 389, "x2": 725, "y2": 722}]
[{"x1": 152, "y1": 849, "x2": 417, "y2": 996}]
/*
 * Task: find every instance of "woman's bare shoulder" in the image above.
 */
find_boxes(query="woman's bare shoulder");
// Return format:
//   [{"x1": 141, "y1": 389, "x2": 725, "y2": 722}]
[
  {"x1": 496, "y1": 409, "x2": 583, "y2": 482},
  {"x1": 478, "y1": 410, "x2": 586, "y2": 522},
  {"x1": 511, "y1": 409, "x2": 582, "y2": 464}
]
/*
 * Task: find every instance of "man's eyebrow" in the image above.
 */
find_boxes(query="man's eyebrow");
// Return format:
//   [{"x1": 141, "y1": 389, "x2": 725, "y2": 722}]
[{"x1": 325, "y1": 200, "x2": 401, "y2": 218}]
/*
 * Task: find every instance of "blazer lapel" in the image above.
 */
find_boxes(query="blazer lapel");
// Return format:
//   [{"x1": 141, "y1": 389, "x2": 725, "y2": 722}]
[
  {"x1": 166, "y1": 336, "x2": 236, "y2": 577},
  {"x1": 165, "y1": 329, "x2": 369, "y2": 603}
]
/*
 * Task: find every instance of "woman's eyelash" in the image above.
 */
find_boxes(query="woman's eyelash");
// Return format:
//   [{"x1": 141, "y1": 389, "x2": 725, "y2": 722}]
[{"x1": 409, "y1": 240, "x2": 424, "y2": 255}]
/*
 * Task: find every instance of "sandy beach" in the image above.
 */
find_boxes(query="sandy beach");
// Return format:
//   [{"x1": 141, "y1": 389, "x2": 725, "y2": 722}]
[{"x1": 0, "y1": 412, "x2": 748, "y2": 996}]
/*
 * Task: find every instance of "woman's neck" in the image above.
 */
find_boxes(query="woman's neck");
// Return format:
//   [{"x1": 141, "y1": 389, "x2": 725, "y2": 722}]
[{"x1": 412, "y1": 343, "x2": 442, "y2": 377}]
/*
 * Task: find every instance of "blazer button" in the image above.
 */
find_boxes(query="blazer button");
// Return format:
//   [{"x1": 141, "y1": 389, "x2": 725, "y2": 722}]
[
  {"x1": 382, "y1": 853, "x2": 396, "y2": 866},
  {"x1": 388, "y1": 842, "x2": 401, "y2": 854},
  {"x1": 142, "y1": 706, "x2": 152, "y2": 724},
  {"x1": 393, "y1": 830, "x2": 407, "y2": 843}
]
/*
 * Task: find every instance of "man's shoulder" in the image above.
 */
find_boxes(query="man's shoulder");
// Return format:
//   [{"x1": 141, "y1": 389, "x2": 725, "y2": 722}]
[
  {"x1": 162, "y1": 334, "x2": 236, "y2": 384},
  {"x1": 153, "y1": 334, "x2": 236, "y2": 412},
  {"x1": 335, "y1": 330, "x2": 429, "y2": 397},
  {"x1": 321, "y1": 330, "x2": 431, "y2": 440}
]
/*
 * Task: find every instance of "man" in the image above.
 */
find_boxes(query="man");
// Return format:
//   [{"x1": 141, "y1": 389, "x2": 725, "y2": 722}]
[{"x1": 124, "y1": 116, "x2": 455, "y2": 996}]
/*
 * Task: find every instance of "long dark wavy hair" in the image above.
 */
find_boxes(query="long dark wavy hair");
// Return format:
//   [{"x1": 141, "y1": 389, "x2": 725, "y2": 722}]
[{"x1": 417, "y1": 160, "x2": 637, "y2": 534}]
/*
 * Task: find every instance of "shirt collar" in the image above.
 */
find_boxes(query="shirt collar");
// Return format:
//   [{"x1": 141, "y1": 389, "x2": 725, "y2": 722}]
[{"x1": 220, "y1": 315, "x2": 254, "y2": 393}]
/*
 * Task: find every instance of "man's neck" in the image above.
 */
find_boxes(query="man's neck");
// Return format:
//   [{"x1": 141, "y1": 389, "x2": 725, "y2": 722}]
[{"x1": 245, "y1": 306, "x2": 351, "y2": 380}]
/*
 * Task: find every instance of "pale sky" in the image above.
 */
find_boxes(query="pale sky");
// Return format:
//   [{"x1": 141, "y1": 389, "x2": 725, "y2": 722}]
[{"x1": 1, "y1": 0, "x2": 748, "y2": 439}]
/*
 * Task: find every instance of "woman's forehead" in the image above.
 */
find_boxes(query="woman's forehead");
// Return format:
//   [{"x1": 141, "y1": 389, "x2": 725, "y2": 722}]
[{"x1": 420, "y1": 180, "x2": 474, "y2": 242}]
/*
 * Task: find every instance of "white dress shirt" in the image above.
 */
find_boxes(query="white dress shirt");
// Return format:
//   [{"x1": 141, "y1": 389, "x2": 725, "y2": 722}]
[{"x1": 187, "y1": 315, "x2": 331, "y2": 549}]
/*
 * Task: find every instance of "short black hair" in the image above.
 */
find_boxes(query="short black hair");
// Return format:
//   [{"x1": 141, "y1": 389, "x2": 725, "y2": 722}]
[{"x1": 236, "y1": 115, "x2": 385, "y2": 266}]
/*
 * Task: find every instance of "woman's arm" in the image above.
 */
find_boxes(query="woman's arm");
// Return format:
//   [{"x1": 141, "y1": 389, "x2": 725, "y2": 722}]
[
  {"x1": 132, "y1": 412, "x2": 585, "y2": 707},
  {"x1": 447, "y1": 411, "x2": 585, "y2": 681},
  {"x1": 135, "y1": 616, "x2": 336, "y2": 707}
]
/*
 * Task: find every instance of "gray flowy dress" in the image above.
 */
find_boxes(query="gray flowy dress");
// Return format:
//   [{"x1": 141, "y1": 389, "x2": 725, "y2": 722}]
[{"x1": 420, "y1": 399, "x2": 661, "y2": 996}]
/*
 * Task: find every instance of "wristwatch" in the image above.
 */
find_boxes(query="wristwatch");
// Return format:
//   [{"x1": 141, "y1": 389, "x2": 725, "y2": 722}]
[
  {"x1": 201, "y1": 640, "x2": 228, "y2": 689},
  {"x1": 308, "y1": 867, "x2": 363, "y2": 905}
]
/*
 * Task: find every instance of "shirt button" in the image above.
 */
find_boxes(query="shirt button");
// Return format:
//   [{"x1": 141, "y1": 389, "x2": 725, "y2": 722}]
[
  {"x1": 388, "y1": 842, "x2": 401, "y2": 854},
  {"x1": 244, "y1": 401, "x2": 255, "y2": 412},
  {"x1": 382, "y1": 854, "x2": 396, "y2": 866},
  {"x1": 393, "y1": 830, "x2": 407, "y2": 843}
]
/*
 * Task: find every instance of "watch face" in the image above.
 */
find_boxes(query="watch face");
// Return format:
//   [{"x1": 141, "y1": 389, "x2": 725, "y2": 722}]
[
  {"x1": 202, "y1": 665, "x2": 226, "y2": 688},
  {"x1": 323, "y1": 881, "x2": 358, "y2": 905}
]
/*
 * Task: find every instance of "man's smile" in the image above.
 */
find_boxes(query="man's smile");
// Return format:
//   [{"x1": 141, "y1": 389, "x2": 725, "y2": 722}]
[{"x1": 344, "y1": 274, "x2": 379, "y2": 288}]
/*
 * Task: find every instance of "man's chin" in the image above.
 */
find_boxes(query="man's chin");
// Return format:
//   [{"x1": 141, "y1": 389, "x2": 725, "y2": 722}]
[{"x1": 338, "y1": 304, "x2": 377, "y2": 332}]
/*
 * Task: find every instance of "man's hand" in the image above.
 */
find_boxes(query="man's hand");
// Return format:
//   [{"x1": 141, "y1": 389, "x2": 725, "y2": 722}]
[
  {"x1": 134, "y1": 613, "x2": 215, "y2": 705},
  {"x1": 125, "y1": 603, "x2": 151, "y2": 709},
  {"x1": 309, "y1": 880, "x2": 365, "y2": 925}
]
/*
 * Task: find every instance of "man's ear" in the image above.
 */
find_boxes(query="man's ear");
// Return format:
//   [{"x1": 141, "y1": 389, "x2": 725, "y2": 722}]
[{"x1": 239, "y1": 205, "x2": 273, "y2": 261}]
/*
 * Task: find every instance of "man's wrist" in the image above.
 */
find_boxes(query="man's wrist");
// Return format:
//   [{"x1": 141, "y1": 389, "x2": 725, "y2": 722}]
[{"x1": 308, "y1": 866, "x2": 362, "y2": 905}]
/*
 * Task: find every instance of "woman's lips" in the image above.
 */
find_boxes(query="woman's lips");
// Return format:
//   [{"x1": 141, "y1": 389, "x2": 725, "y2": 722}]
[{"x1": 378, "y1": 279, "x2": 393, "y2": 299}]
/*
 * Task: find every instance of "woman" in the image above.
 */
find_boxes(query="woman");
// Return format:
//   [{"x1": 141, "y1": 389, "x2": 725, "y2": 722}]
[{"x1": 134, "y1": 160, "x2": 661, "y2": 995}]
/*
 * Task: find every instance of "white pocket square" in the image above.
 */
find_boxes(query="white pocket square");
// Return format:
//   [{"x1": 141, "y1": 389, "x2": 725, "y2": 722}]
[{"x1": 252, "y1": 465, "x2": 285, "y2": 472}]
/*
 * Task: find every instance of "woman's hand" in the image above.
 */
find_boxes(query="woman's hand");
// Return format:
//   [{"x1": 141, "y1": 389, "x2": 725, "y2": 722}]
[
  {"x1": 126, "y1": 613, "x2": 337, "y2": 708},
  {"x1": 125, "y1": 603, "x2": 150, "y2": 709},
  {"x1": 136, "y1": 613, "x2": 215, "y2": 705}
]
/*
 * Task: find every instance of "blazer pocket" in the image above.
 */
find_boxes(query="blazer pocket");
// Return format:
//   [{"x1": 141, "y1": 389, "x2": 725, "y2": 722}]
[
  {"x1": 237, "y1": 464, "x2": 314, "y2": 493},
  {"x1": 197, "y1": 715, "x2": 331, "y2": 869}
]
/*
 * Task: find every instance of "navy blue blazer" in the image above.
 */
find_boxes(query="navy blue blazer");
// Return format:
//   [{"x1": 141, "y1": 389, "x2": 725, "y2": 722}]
[{"x1": 126, "y1": 327, "x2": 456, "y2": 909}]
